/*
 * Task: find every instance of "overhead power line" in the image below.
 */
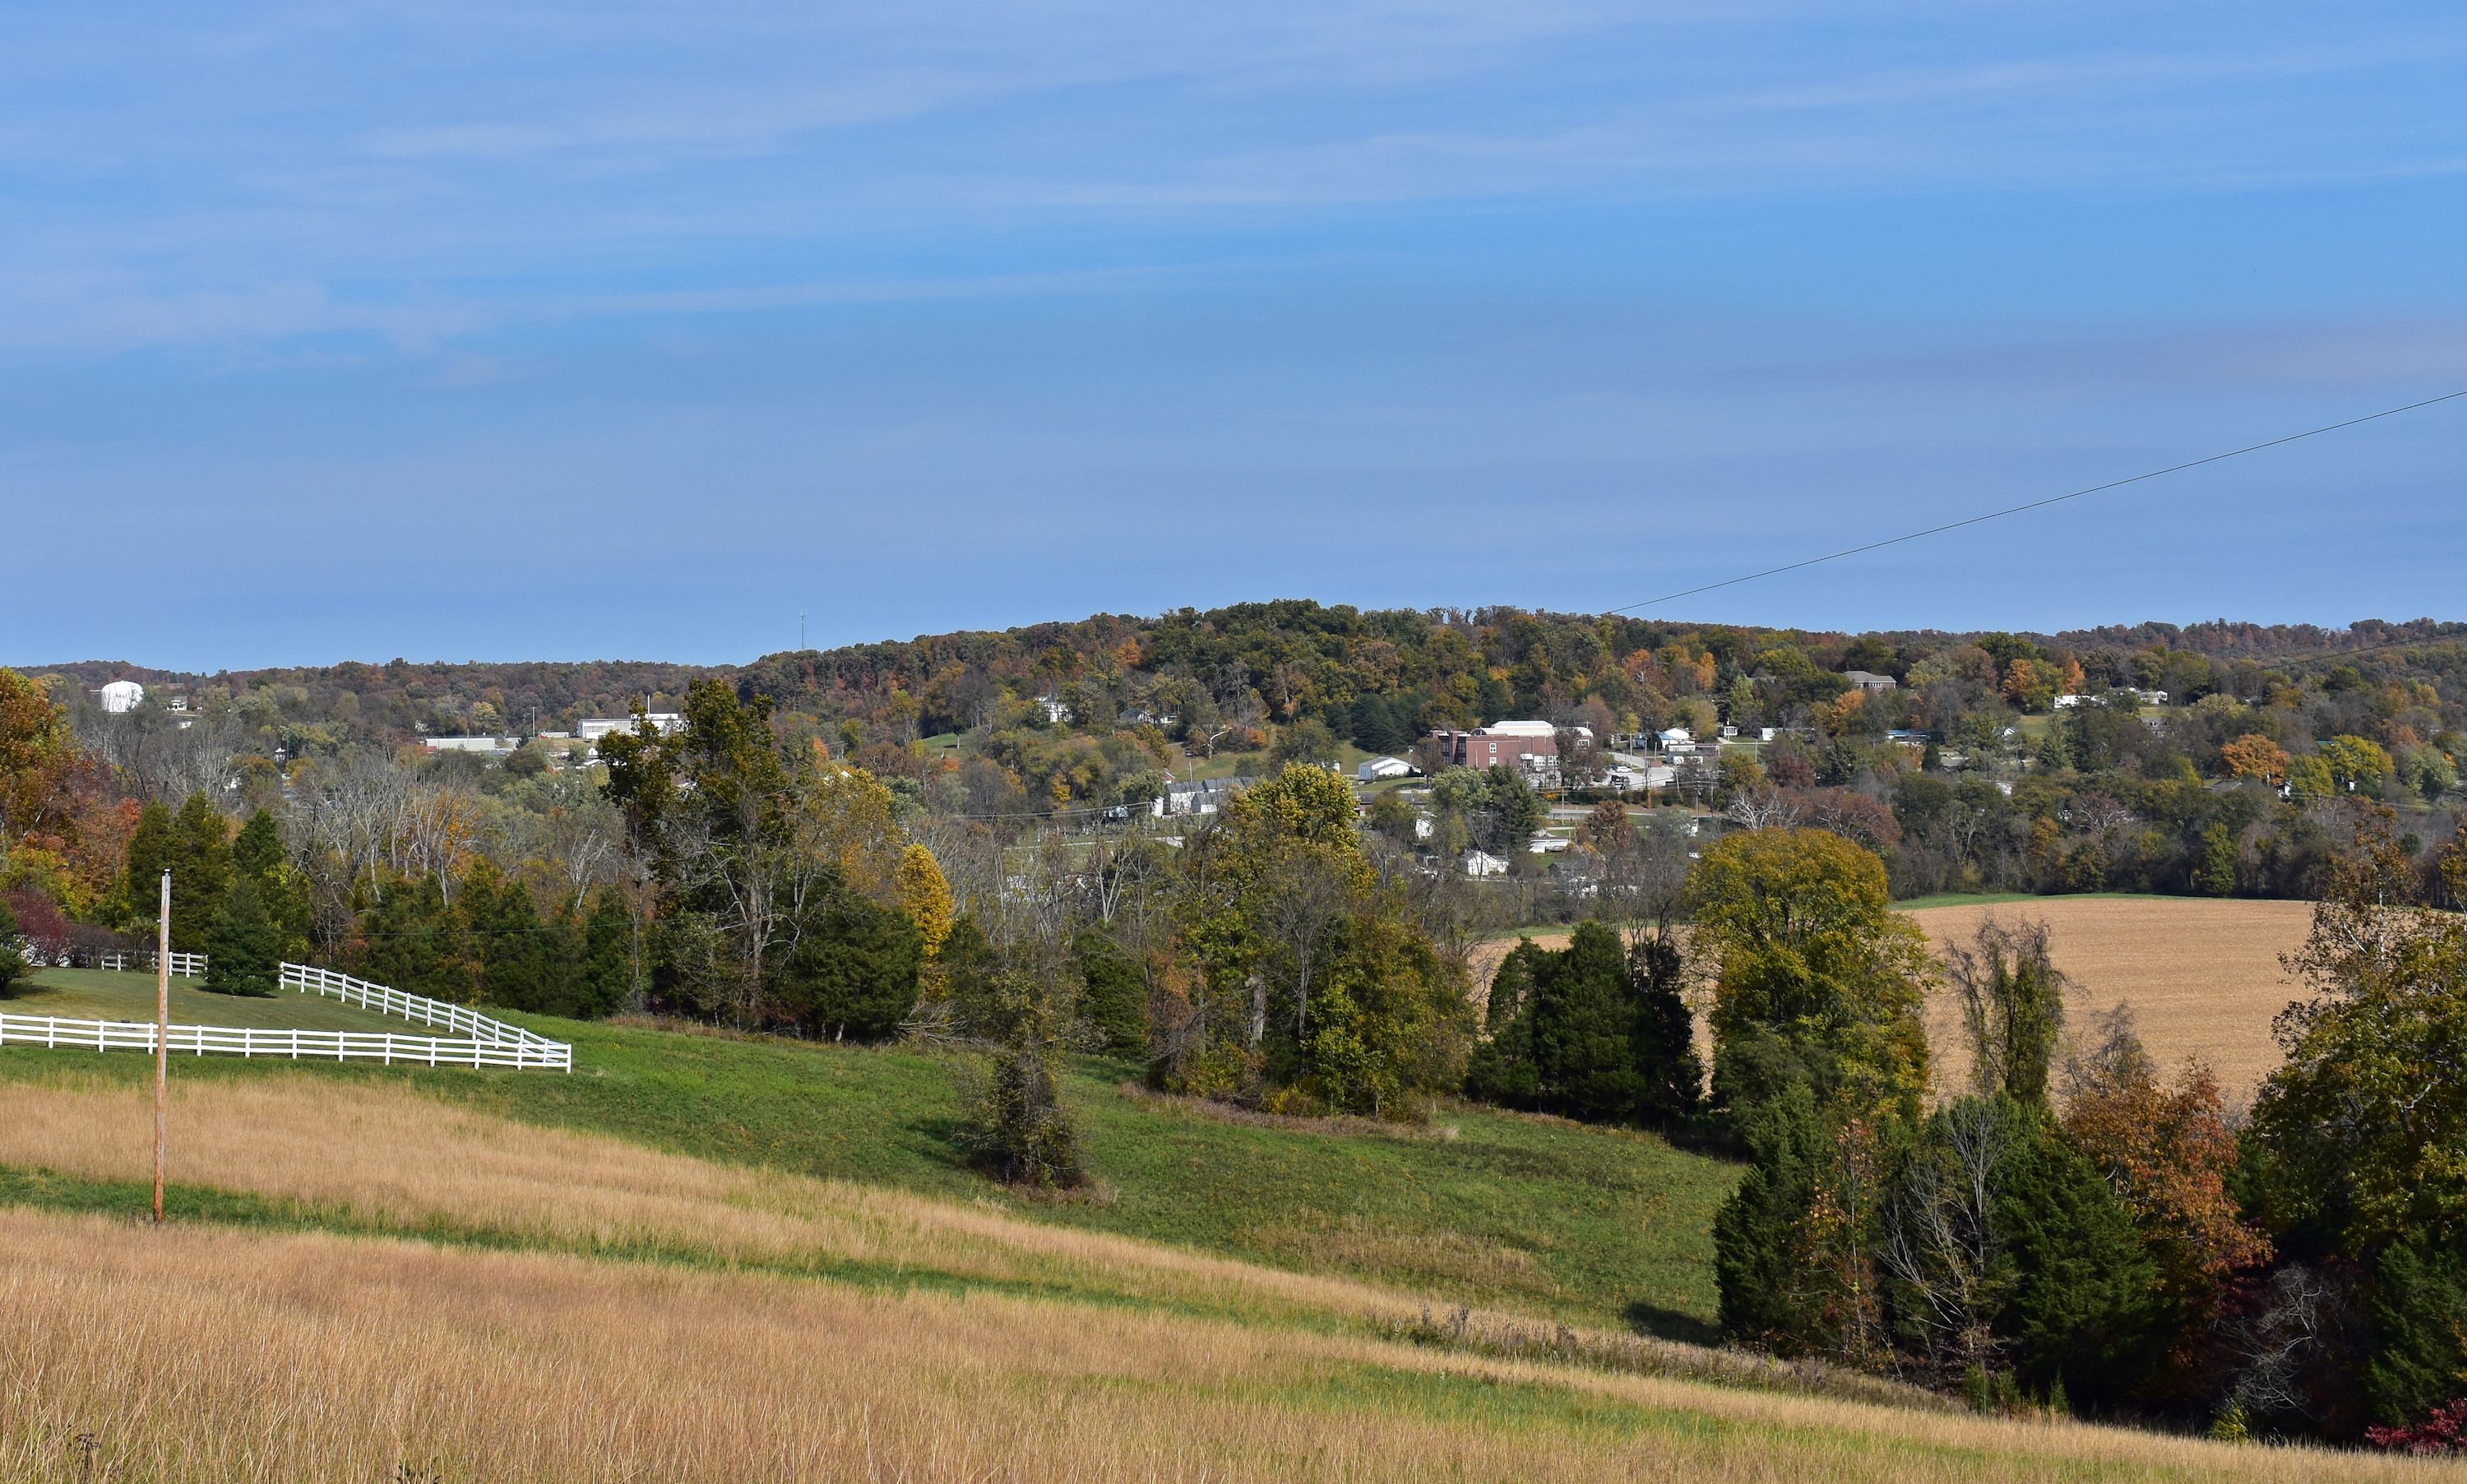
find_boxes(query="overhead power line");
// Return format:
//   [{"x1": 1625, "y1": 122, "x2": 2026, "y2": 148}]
[{"x1": 1612, "y1": 388, "x2": 2467, "y2": 615}]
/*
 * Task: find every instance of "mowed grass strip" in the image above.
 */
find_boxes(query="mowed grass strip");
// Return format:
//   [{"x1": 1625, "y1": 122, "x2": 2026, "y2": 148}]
[
  {"x1": 0, "y1": 1021, "x2": 1736, "y2": 1334},
  {"x1": 2, "y1": 1206, "x2": 2446, "y2": 1484},
  {"x1": 10, "y1": 966, "x2": 420, "y2": 1035}
]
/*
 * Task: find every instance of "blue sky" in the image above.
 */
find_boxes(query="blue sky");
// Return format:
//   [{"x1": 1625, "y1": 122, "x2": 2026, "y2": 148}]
[{"x1": 4, "y1": 2, "x2": 2464, "y2": 669}]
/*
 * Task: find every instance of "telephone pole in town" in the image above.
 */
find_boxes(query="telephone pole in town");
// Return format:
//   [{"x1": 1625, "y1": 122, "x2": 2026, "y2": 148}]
[{"x1": 154, "y1": 868, "x2": 169, "y2": 1225}]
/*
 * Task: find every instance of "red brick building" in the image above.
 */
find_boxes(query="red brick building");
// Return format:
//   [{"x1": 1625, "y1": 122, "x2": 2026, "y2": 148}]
[{"x1": 1423, "y1": 719, "x2": 1585, "y2": 770}]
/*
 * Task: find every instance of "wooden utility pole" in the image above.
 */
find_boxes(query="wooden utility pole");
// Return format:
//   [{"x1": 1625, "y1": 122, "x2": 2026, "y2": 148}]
[{"x1": 154, "y1": 868, "x2": 169, "y2": 1226}]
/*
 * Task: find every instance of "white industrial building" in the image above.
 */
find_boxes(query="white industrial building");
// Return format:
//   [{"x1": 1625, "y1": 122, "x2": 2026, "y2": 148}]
[{"x1": 577, "y1": 714, "x2": 683, "y2": 741}]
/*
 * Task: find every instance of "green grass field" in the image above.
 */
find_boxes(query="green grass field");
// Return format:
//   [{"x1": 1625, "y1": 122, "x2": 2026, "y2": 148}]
[
  {"x1": 0, "y1": 1006, "x2": 1738, "y2": 1336},
  {"x1": 7, "y1": 967, "x2": 424, "y2": 1034},
  {"x1": 1886, "y1": 890, "x2": 2173, "y2": 912}
]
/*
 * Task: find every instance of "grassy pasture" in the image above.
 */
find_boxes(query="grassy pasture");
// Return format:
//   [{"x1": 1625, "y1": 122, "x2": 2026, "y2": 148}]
[
  {"x1": 0, "y1": 1010, "x2": 1736, "y2": 1336},
  {"x1": 7, "y1": 966, "x2": 415, "y2": 1034},
  {"x1": 0, "y1": 1073, "x2": 2443, "y2": 1483}
]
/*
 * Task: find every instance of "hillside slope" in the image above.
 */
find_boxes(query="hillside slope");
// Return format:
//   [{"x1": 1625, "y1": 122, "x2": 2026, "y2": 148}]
[
  {"x1": 0, "y1": 1014, "x2": 1734, "y2": 1335},
  {"x1": 1, "y1": 1070, "x2": 2448, "y2": 1483}
]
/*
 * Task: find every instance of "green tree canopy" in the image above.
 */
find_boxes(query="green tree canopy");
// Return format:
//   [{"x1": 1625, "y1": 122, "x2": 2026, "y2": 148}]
[
  {"x1": 1687, "y1": 828, "x2": 1932, "y2": 1118},
  {"x1": 202, "y1": 875, "x2": 280, "y2": 996},
  {"x1": 166, "y1": 793, "x2": 234, "y2": 953}
]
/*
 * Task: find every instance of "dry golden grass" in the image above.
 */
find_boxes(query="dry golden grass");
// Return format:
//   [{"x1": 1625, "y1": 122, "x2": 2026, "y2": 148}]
[
  {"x1": 0, "y1": 1071, "x2": 2455, "y2": 1479},
  {"x1": 0, "y1": 1070, "x2": 1919, "y2": 1408},
  {"x1": 5, "y1": 1205, "x2": 2459, "y2": 1483},
  {"x1": 1905, "y1": 898, "x2": 2313, "y2": 1098},
  {"x1": 0, "y1": 1070, "x2": 1407, "y2": 1329},
  {"x1": 1470, "y1": 898, "x2": 2315, "y2": 1098}
]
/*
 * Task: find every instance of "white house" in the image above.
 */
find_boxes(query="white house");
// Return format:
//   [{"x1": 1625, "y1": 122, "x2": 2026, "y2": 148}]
[
  {"x1": 1604, "y1": 762, "x2": 1677, "y2": 793},
  {"x1": 1357, "y1": 756, "x2": 1416, "y2": 782},
  {"x1": 1154, "y1": 777, "x2": 1255, "y2": 818},
  {"x1": 577, "y1": 714, "x2": 683, "y2": 741},
  {"x1": 1462, "y1": 850, "x2": 1509, "y2": 878},
  {"x1": 99, "y1": 680, "x2": 145, "y2": 714}
]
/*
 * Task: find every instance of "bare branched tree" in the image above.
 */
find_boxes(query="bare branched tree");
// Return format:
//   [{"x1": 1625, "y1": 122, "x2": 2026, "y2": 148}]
[{"x1": 1881, "y1": 1098, "x2": 2019, "y2": 1380}]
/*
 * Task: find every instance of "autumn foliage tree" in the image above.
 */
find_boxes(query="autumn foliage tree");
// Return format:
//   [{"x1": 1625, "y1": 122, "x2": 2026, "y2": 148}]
[
  {"x1": 2062, "y1": 1011, "x2": 2270, "y2": 1396},
  {"x1": 2220, "y1": 733, "x2": 2291, "y2": 786}
]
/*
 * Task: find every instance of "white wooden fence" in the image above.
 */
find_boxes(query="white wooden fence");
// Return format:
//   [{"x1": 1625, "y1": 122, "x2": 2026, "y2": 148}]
[
  {"x1": 277, "y1": 963, "x2": 563, "y2": 1053},
  {"x1": 8, "y1": 945, "x2": 206, "y2": 976},
  {"x1": 0, "y1": 1014, "x2": 571, "y2": 1070},
  {"x1": 0, "y1": 960, "x2": 572, "y2": 1072}
]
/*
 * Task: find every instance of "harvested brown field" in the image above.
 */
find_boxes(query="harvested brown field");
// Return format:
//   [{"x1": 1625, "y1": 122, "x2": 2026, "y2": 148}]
[
  {"x1": 1905, "y1": 897, "x2": 2312, "y2": 1098},
  {"x1": 1468, "y1": 896, "x2": 2316, "y2": 1099},
  {"x1": 4, "y1": 1203, "x2": 2455, "y2": 1482}
]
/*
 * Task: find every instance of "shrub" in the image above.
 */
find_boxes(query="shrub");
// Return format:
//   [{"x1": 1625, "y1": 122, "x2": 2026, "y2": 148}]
[
  {"x1": 951, "y1": 1047, "x2": 1087, "y2": 1190},
  {"x1": 0, "y1": 896, "x2": 25, "y2": 996}
]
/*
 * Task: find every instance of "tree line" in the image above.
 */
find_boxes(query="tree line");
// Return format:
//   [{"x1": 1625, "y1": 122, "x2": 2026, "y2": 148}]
[{"x1": 1472, "y1": 820, "x2": 2465, "y2": 1448}]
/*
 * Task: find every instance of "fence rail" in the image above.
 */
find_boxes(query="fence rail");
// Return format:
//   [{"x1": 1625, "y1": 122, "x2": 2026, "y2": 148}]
[
  {"x1": 0, "y1": 1013, "x2": 571, "y2": 1070},
  {"x1": 0, "y1": 959, "x2": 572, "y2": 1072},
  {"x1": 3, "y1": 943, "x2": 202, "y2": 976},
  {"x1": 278, "y1": 963, "x2": 560, "y2": 1051}
]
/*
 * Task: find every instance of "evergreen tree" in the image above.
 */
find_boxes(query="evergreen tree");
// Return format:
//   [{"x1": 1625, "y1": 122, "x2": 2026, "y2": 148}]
[
  {"x1": 1484, "y1": 938, "x2": 1544, "y2": 1033},
  {"x1": 1714, "y1": 1082, "x2": 1831, "y2": 1349},
  {"x1": 1526, "y1": 921, "x2": 1647, "y2": 1123},
  {"x1": 229, "y1": 809, "x2": 311, "y2": 958},
  {"x1": 1465, "y1": 941, "x2": 1545, "y2": 1107},
  {"x1": 2195, "y1": 823, "x2": 2238, "y2": 897},
  {"x1": 165, "y1": 793, "x2": 234, "y2": 952},
  {"x1": 1628, "y1": 930, "x2": 1705, "y2": 1126},
  {"x1": 202, "y1": 876, "x2": 280, "y2": 996},
  {"x1": 0, "y1": 896, "x2": 26, "y2": 996},
  {"x1": 776, "y1": 881, "x2": 921, "y2": 1040},
  {"x1": 118, "y1": 801, "x2": 174, "y2": 927},
  {"x1": 231, "y1": 807, "x2": 284, "y2": 881},
  {"x1": 579, "y1": 890, "x2": 635, "y2": 1018},
  {"x1": 356, "y1": 876, "x2": 472, "y2": 1002},
  {"x1": 1468, "y1": 927, "x2": 1701, "y2": 1126},
  {"x1": 466, "y1": 864, "x2": 567, "y2": 1013},
  {"x1": 2369, "y1": 1232, "x2": 2467, "y2": 1430},
  {"x1": 1071, "y1": 927, "x2": 1147, "y2": 1056},
  {"x1": 1996, "y1": 1112, "x2": 2168, "y2": 1408},
  {"x1": 933, "y1": 916, "x2": 1003, "y2": 1038}
]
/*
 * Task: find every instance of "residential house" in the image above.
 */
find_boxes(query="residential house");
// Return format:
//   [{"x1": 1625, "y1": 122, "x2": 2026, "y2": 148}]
[{"x1": 1154, "y1": 776, "x2": 1256, "y2": 818}]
